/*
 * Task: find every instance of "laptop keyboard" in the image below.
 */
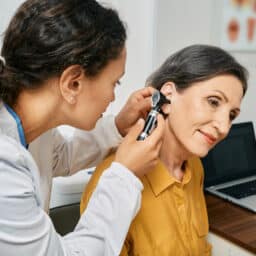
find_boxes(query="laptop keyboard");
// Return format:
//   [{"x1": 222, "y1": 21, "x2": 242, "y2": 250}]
[{"x1": 217, "y1": 180, "x2": 256, "y2": 199}]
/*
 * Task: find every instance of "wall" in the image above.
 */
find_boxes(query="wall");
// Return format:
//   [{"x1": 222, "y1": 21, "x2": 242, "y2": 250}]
[{"x1": 0, "y1": 0, "x2": 25, "y2": 37}]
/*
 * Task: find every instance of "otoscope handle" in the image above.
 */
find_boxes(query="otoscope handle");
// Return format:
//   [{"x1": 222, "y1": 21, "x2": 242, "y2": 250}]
[{"x1": 137, "y1": 109, "x2": 158, "y2": 141}]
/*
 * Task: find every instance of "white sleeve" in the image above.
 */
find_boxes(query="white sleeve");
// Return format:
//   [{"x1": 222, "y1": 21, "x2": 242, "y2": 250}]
[
  {"x1": 52, "y1": 115, "x2": 123, "y2": 177},
  {"x1": 0, "y1": 149, "x2": 143, "y2": 256},
  {"x1": 63, "y1": 162, "x2": 143, "y2": 255}
]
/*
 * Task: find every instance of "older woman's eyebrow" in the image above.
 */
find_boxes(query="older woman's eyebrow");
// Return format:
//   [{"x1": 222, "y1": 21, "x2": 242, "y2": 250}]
[
  {"x1": 213, "y1": 90, "x2": 228, "y2": 102},
  {"x1": 233, "y1": 108, "x2": 241, "y2": 114}
]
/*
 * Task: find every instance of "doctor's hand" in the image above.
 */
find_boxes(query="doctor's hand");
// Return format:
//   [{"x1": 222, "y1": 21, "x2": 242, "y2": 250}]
[
  {"x1": 115, "y1": 87, "x2": 155, "y2": 137},
  {"x1": 115, "y1": 114, "x2": 165, "y2": 177}
]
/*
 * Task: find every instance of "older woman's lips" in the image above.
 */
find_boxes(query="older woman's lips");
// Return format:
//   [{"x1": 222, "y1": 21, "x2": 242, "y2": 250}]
[{"x1": 199, "y1": 130, "x2": 217, "y2": 145}]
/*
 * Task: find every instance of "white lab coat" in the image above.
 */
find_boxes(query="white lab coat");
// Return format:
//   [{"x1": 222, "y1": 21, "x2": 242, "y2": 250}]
[
  {"x1": 29, "y1": 113, "x2": 125, "y2": 211},
  {"x1": 0, "y1": 101, "x2": 143, "y2": 255}
]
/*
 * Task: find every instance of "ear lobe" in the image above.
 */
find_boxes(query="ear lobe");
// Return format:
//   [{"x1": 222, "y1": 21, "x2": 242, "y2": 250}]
[
  {"x1": 161, "y1": 102, "x2": 171, "y2": 115},
  {"x1": 59, "y1": 65, "x2": 84, "y2": 104}
]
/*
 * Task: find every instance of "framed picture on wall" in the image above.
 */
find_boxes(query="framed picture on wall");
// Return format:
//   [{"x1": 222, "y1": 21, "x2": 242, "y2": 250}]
[{"x1": 221, "y1": 0, "x2": 256, "y2": 51}]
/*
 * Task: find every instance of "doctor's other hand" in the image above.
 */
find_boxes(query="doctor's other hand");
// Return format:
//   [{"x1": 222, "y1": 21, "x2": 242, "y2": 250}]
[
  {"x1": 115, "y1": 87, "x2": 155, "y2": 137},
  {"x1": 115, "y1": 114, "x2": 165, "y2": 177}
]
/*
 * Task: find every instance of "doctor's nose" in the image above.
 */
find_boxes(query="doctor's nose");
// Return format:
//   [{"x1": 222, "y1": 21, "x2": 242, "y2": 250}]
[
  {"x1": 111, "y1": 93, "x2": 115, "y2": 103},
  {"x1": 111, "y1": 92, "x2": 116, "y2": 102}
]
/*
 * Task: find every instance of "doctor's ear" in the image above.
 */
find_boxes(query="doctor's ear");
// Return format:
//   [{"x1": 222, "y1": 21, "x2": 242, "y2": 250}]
[
  {"x1": 59, "y1": 65, "x2": 84, "y2": 105},
  {"x1": 160, "y1": 82, "x2": 176, "y2": 115}
]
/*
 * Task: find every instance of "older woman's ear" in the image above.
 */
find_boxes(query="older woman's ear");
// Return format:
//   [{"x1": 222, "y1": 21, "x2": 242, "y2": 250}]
[
  {"x1": 160, "y1": 82, "x2": 175, "y2": 115},
  {"x1": 160, "y1": 82, "x2": 175, "y2": 97}
]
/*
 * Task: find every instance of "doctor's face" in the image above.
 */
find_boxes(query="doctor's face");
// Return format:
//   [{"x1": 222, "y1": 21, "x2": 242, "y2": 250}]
[
  {"x1": 166, "y1": 74, "x2": 243, "y2": 158},
  {"x1": 77, "y1": 48, "x2": 126, "y2": 130}
]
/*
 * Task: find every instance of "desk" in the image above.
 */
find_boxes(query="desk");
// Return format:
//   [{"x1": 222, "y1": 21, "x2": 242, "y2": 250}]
[{"x1": 205, "y1": 194, "x2": 256, "y2": 255}]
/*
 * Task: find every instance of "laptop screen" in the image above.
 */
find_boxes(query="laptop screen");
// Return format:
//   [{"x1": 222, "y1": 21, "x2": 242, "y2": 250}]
[{"x1": 201, "y1": 122, "x2": 256, "y2": 187}]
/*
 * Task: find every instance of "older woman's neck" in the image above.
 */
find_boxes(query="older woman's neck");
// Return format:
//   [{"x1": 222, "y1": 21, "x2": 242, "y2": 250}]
[{"x1": 159, "y1": 130, "x2": 191, "y2": 181}]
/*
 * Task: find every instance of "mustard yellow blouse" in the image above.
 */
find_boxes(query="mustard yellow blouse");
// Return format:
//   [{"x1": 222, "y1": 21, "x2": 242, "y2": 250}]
[{"x1": 80, "y1": 154, "x2": 212, "y2": 256}]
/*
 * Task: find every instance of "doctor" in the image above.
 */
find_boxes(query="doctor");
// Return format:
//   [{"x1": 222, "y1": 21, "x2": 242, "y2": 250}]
[{"x1": 0, "y1": 0, "x2": 164, "y2": 255}]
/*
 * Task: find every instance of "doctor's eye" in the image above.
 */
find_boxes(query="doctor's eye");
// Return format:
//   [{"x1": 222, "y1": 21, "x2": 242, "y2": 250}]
[
  {"x1": 116, "y1": 80, "x2": 121, "y2": 86},
  {"x1": 207, "y1": 97, "x2": 220, "y2": 108},
  {"x1": 113, "y1": 80, "x2": 121, "y2": 88}
]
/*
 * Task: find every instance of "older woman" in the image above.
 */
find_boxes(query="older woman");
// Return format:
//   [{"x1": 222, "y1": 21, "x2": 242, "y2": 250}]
[{"x1": 80, "y1": 44, "x2": 248, "y2": 256}]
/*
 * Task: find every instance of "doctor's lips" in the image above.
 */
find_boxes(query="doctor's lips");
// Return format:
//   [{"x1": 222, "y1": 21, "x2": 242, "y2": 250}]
[{"x1": 199, "y1": 130, "x2": 217, "y2": 145}]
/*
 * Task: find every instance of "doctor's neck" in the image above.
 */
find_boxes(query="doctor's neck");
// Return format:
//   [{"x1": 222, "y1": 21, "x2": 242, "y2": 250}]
[{"x1": 12, "y1": 79, "x2": 67, "y2": 144}]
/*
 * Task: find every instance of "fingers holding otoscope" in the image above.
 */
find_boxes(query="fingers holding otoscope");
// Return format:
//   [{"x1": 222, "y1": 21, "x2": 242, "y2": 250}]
[
  {"x1": 137, "y1": 90, "x2": 170, "y2": 141},
  {"x1": 115, "y1": 114, "x2": 165, "y2": 177},
  {"x1": 115, "y1": 90, "x2": 169, "y2": 177}
]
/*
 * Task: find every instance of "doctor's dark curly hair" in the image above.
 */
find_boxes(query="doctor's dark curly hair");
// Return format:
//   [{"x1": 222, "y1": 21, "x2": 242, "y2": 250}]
[{"x1": 0, "y1": 0, "x2": 126, "y2": 106}]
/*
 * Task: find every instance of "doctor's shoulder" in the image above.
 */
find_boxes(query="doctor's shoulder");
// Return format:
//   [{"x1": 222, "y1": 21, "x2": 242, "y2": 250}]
[
  {"x1": 0, "y1": 134, "x2": 38, "y2": 182},
  {"x1": 0, "y1": 134, "x2": 42, "y2": 219}
]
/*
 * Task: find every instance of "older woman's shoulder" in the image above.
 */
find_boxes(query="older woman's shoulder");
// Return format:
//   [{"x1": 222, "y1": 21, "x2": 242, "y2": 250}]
[
  {"x1": 187, "y1": 156, "x2": 204, "y2": 179},
  {"x1": 80, "y1": 152, "x2": 116, "y2": 214},
  {"x1": 188, "y1": 156, "x2": 203, "y2": 169}
]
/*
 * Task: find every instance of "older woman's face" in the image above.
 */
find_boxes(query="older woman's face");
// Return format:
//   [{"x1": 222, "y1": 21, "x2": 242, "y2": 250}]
[{"x1": 166, "y1": 74, "x2": 244, "y2": 157}]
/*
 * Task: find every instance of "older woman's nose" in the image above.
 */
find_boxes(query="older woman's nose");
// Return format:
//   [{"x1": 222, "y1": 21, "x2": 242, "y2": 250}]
[{"x1": 213, "y1": 114, "x2": 232, "y2": 139}]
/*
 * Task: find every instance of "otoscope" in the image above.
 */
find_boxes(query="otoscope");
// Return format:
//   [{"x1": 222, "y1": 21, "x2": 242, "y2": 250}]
[{"x1": 137, "y1": 90, "x2": 171, "y2": 141}]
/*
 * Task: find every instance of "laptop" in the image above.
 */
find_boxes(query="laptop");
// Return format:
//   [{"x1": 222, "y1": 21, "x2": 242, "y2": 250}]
[{"x1": 201, "y1": 121, "x2": 256, "y2": 213}]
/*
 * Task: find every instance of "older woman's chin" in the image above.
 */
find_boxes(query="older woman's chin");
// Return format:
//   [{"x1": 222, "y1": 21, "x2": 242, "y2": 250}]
[
  {"x1": 195, "y1": 148, "x2": 211, "y2": 158},
  {"x1": 197, "y1": 152, "x2": 209, "y2": 158},
  {"x1": 188, "y1": 147, "x2": 211, "y2": 158}
]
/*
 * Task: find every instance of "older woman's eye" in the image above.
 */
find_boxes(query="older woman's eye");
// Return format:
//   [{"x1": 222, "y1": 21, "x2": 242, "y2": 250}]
[
  {"x1": 229, "y1": 111, "x2": 237, "y2": 121},
  {"x1": 207, "y1": 97, "x2": 220, "y2": 108}
]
